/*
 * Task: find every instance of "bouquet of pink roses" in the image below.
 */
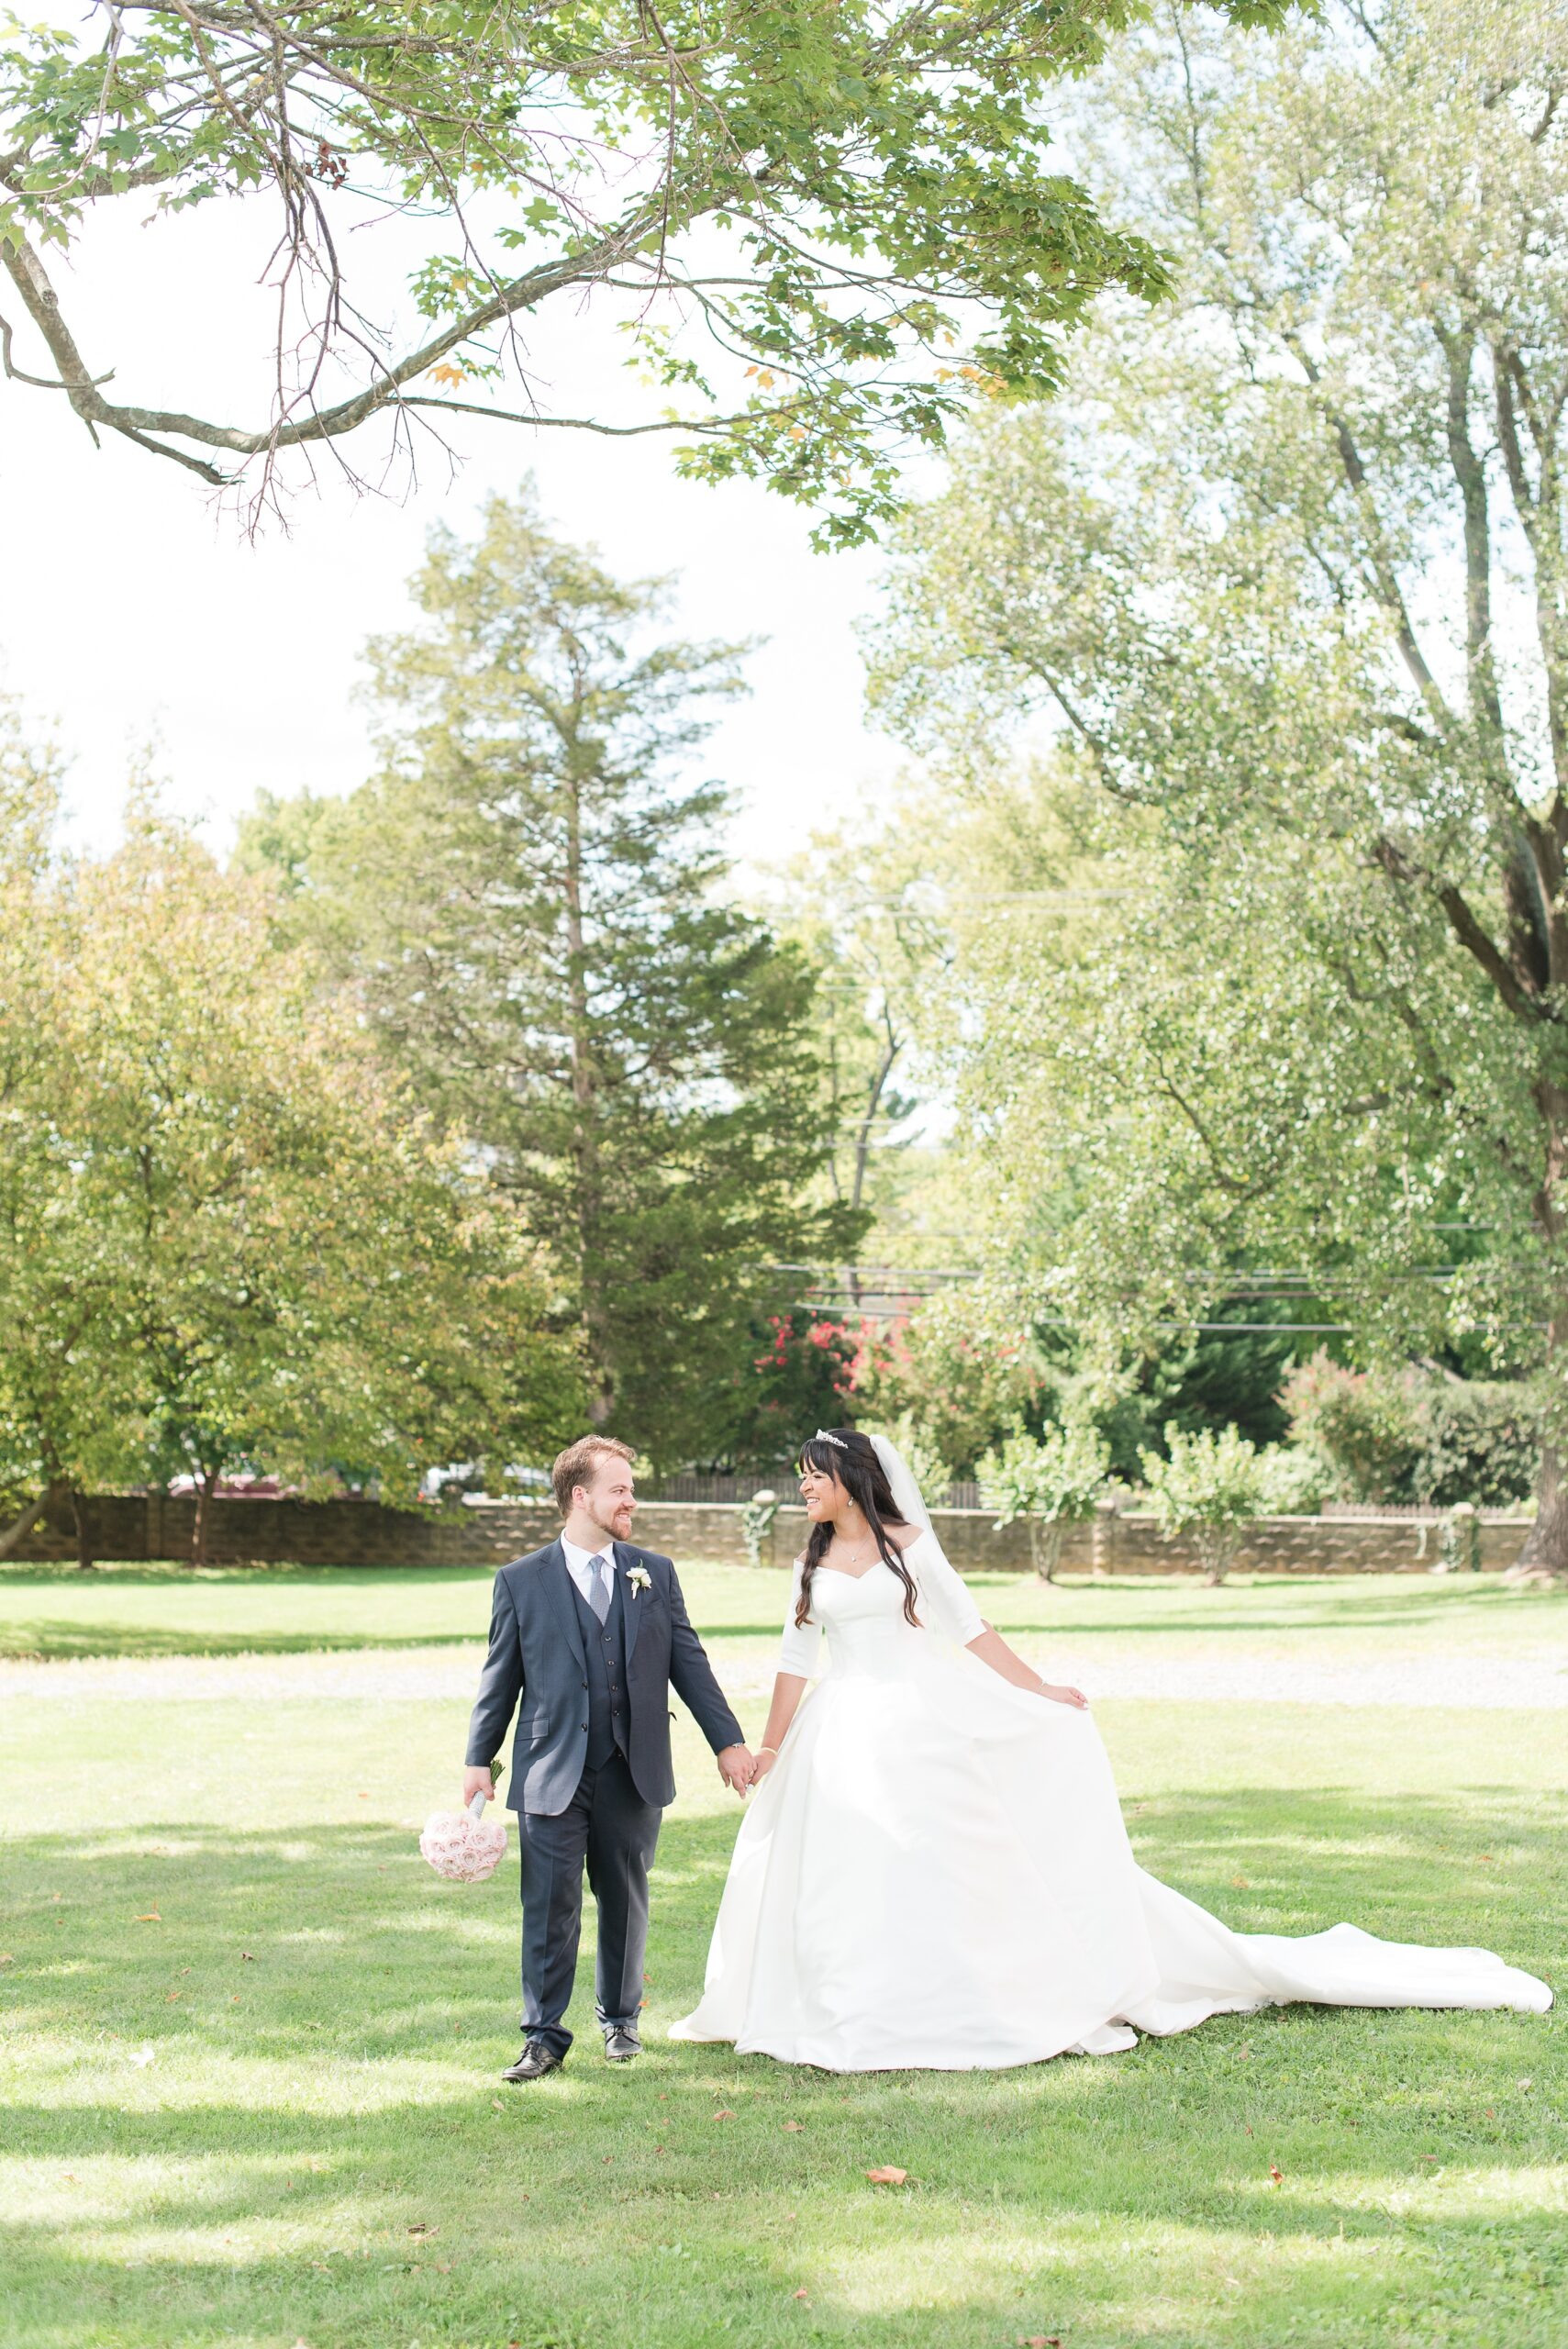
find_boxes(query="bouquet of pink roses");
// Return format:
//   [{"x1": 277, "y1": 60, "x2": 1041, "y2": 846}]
[{"x1": 420, "y1": 1781, "x2": 507, "y2": 1883}]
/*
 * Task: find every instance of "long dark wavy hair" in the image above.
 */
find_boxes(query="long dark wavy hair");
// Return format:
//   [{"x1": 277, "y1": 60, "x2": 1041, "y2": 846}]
[{"x1": 794, "y1": 1429, "x2": 920, "y2": 1630}]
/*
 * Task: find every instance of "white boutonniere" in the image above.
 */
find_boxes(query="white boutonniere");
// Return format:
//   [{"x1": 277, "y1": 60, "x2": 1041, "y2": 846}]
[{"x1": 624, "y1": 1565, "x2": 652, "y2": 1597}]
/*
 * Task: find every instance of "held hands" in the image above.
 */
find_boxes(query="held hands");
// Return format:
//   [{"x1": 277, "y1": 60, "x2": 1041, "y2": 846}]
[
  {"x1": 462, "y1": 1765, "x2": 495, "y2": 1805},
  {"x1": 717, "y1": 1744, "x2": 756, "y2": 1796}
]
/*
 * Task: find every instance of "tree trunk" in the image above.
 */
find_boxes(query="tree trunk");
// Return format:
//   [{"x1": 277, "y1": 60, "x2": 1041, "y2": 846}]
[
  {"x1": 71, "y1": 1488, "x2": 95, "y2": 1572},
  {"x1": 0, "y1": 1476, "x2": 70, "y2": 1561},
  {"x1": 1511, "y1": 1439, "x2": 1568, "y2": 1583},
  {"x1": 1197, "y1": 1527, "x2": 1239, "y2": 1587},
  {"x1": 1029, "y1": 1520, "x2": 1063, "y2": 1584},
  {"x1": 192, "y1": 1470, "x2": 218, "y2": 1568},
  {"x1": 562, "y1": 766, "x2": 610, "y2": 1425}
]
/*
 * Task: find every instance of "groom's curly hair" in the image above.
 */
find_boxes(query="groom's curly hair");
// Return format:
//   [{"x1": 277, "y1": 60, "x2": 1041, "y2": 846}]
[{"x1": 794, "y1": 1429, "x2": 920, "y2": 1631}]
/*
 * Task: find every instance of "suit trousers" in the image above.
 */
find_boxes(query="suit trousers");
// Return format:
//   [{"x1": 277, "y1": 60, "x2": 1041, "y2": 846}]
[{"x1": 516, "y1": 1752, "x2": 662, "y2": 2054}]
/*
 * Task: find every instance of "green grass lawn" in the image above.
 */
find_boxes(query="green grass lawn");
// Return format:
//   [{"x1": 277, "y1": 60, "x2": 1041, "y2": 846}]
[
  {"x1": 0, "y1": 1559, "x2": 1558, "y2": 1661},
  {"x1": 1, "y1": 1565, "x2": 1563, "y2": 2348}
]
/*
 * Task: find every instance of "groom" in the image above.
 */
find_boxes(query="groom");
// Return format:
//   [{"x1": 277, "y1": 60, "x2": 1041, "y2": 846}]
[{"x1": 462, "y1": 1435, "x2": 753, "y2": 2081}]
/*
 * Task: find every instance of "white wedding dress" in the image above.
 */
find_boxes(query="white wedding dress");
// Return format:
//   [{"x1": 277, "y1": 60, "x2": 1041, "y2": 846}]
[{"x1": 670, "y1": 1532, "x2": 1551, "y2": 2072}]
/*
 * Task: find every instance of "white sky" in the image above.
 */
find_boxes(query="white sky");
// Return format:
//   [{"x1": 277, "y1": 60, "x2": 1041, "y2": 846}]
[{"x1": 0, "y1": 190, "x2": 914, "y2": 870}]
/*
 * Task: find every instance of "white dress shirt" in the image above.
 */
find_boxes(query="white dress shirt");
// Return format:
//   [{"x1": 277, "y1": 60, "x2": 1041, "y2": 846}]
[{"x1": 561, "y1": 1533, "x2": 617, "y2": 1610}]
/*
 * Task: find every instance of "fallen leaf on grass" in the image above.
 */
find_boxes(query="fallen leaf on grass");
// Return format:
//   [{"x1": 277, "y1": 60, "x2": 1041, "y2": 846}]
[
  {"x1": 0, "y1": 1954, "x2": 12, "y2": 1964},
  {"x1": 712, "y1": 2108, "x2": 738, "y2": 2121},
  {"x1": 240, "y1": 1952, "x2": 254, "y2": 1962},
  {"x1": 865, "y1": 2166, "x2": 908, "y2": 2186},
  {"x1": 128, "y1": 2049, "x2": 156, "y2": 2067},
  {"x1": 406, "y1": 2222, "x2": 434, "y2": 2237},
  {"x1": 782, "y1": 2121, "x2": 805, "y2": 2132},
  {"x1": 1230, "y1": 1875, "x2": 1251, "y2": 1889},
  {"x1": 133, "y1": 1911, "x2": 161, "y2": 1923},
  {"x1": 1018, "y1": 2336, "x2": 1062, "y2": 2346},
  {"x1": 1268, "y1": 2165, "x2": 1284, "y2": 2186},
  {"x1": 492, "y1": 2099, "x2": 505, "y2": 2111},
  {"x1": 793, "y1": 2288, "x2": 810, "y2": 2301}
]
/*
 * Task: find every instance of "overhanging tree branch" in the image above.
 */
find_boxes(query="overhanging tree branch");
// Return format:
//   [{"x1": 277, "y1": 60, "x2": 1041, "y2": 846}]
[{"x1": 0, "y1": 0, "x2": 1284, "y2": 538}]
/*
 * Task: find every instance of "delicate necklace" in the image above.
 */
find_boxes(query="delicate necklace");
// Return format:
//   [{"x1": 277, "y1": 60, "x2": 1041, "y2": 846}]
[{"x1": 832, "y1": 1518, "x2": 876, "y2": 1568}]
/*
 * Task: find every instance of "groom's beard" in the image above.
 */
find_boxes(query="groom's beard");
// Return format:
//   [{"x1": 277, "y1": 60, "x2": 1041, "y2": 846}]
[{"x1": 590, "y1": 1508, "x2": 635, "y2": 1545}]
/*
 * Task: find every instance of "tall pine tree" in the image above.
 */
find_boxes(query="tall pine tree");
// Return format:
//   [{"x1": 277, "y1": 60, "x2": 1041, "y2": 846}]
[{"x1": 243, "y1": 487, "x2": 859, "y2": 1469}]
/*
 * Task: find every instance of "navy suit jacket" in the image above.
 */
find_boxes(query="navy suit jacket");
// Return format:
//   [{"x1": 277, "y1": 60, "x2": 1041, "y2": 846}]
[{"x1": 464, "y1": 1539, "x2": 745, "y2": 1815}]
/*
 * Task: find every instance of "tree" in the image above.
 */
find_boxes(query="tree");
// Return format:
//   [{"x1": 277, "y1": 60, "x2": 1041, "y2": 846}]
[
  {"x1": 978, "y1": 1421, "x2": 1108, "y2": 1581},
  {"x1": 0, "y1": 0, "x2": 1284, "y2": 539},
  {"x1": 1140, "y1": 1423, "x2": 1268, "y2": 1586},
  {"x1": 243, "y1": 488, "x2": 860, "y2": 1469},
  {"x1": 872, "y1": 0, "x2": 1568, "y2": 1574},
  {"x1": 0, "y1": 782, "x2": 583, "y2": 1563},
  {"x1": 765, "y1": 810, "x2": 949, "y2": 1295},
  {"x1": 0, "y1": 718, "x2": 144, "y2": 1562}
]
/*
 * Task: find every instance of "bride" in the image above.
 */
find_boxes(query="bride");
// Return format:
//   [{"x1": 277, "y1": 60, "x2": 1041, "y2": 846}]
[{"x1": 670, "y1": 1427, "x2": 1551, "y2": 2072}]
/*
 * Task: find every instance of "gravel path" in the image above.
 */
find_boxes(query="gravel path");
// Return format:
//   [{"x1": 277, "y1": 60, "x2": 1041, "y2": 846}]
[{"x1": 0, "y1": 1642, "x2": 1562, "y2": 1709}]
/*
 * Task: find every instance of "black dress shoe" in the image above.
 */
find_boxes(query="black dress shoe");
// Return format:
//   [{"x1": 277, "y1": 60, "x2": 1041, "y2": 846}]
[
  {"x1": 603, "y1": 2024, "x2": 641, "y2": 2063},
  {"x1": 501, "y1": 2042, "x2": 565, "y2": 2083}
]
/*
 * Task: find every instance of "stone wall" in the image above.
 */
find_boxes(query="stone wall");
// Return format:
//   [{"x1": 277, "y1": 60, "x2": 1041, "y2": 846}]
[{"x1": 2, "y1": 1491, "x2": 1533, "y2": 1574}]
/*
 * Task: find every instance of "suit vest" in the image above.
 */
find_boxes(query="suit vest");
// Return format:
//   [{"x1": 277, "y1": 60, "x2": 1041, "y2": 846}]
[{"x1": 570, "y1": 1565, "x2": 630, "y2": 1771}]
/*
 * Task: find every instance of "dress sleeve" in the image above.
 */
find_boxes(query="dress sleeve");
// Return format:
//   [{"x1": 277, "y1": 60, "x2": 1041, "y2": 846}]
[
  {"x1": 910, "y1": 1529, "x2": 986, "y2": 1646},
  {"x1": 777, "y1": 1553, "x2": 824, "y2": 1678}
]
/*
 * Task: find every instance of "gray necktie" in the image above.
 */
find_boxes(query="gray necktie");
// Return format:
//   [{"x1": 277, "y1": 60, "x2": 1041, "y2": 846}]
[{"x1": 586, "y1": 1553, "x2": 611, "y2": 1624}]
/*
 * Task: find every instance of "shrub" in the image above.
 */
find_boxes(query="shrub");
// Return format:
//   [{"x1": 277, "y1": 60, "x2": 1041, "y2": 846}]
[
  {"x1": 1277, "y1": 1354, "x2": 1423, "y2": 1502},
  {"x1": 1418, "y1": 1383, "x2": 1537, "y2": 1509},
  {"x1": 852, "y1": 1292, "x2": 1041, "y2": 1474},
  {"x1": 1140, "y1": 1422, "x2": 1269, "y2": 1586},
  {"x1": 1280, "y1": 1353, "x2": 1536, "y2": 1508},
  {"x1": 1254, "y1": 1443, "x2": 1331, "y2": 1515},
  {"x1": 739, "y1": 1488, "x2": 779, "y2": 1570},
  {"x1": 978, "y1": 1422, "x2": 1109, "y2": 1583},
  {"x1": 722, "y1": 1308, "x2": 862, "y2": 1468}
]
